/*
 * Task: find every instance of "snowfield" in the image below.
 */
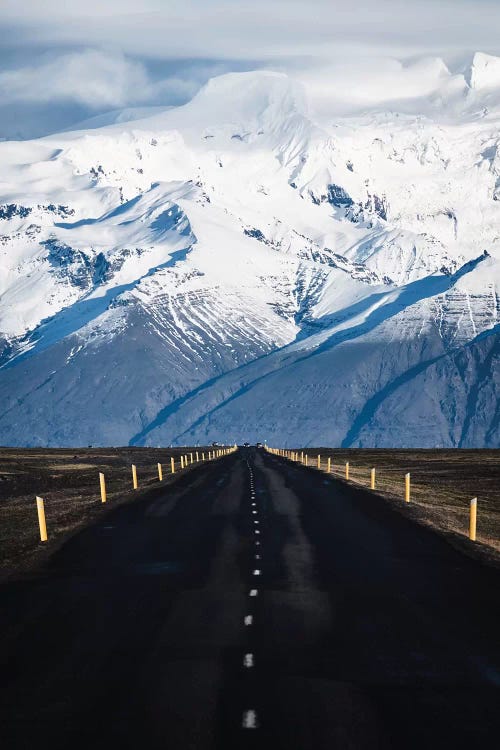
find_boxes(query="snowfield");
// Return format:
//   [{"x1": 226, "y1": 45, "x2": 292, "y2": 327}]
[{"x1": 0, "y1": 55, "x2": 499, "y2": 447}]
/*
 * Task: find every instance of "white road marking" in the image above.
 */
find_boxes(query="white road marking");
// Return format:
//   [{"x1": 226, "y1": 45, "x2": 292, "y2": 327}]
[
  {"x1": 242, "y1": 710, "x2": 258, "y2": 729},
  {"x1": 251, "y1": 502, "x2": 256, "y2": 507},
  {"x1": 255, "y1": 554, "x2": 261, "y2": 560},
  {"x1": 252, "y1": 510, "x2": 257, "y2": 515},
  {"x1": 255, "y1": 530, "x2": 260, "y2": 534},
  {"x1": 253, "y1": 569, "x2": 261, "y2": 576},
  {"x1": 254, "y1": 520, "x2": 259, "y2": 524},
  {"x1": 249, "y1": 589, "x2": 258, "y2": 596},
  {"x1": 244, "y1": 615, "x2": 253, "y2": 625},
  {"x1": 243, "y1": 653, "x2": 254, "y2": 668},
  {"x1": 255, "y1": 540, "x2": 260, "y2": 546}
]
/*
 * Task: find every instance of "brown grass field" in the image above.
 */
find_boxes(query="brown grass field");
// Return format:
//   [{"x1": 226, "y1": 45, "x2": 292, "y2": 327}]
[
  {"x1": 0, "y1": 446, "x2": 222, "y2": 576},
  {"x1": 286, "y1": 448, "x2": 500, "y2": 562}
]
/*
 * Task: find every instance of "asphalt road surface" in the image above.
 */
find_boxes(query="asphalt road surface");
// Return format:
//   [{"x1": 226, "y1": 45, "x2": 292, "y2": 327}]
[{"x1": 1, "y1": 448, "x2": 499, "y2": 749}]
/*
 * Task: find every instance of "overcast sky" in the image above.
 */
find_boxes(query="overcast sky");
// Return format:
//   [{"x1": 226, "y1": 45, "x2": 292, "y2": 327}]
[{"x1": 2, "y1": 0, "x2": 500, "y2": 139}]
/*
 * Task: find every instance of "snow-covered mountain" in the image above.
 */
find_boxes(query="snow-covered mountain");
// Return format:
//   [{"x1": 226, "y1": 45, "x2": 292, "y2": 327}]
[{"x1": 0, "y1": 55, "x2": 499, "y2": 447}]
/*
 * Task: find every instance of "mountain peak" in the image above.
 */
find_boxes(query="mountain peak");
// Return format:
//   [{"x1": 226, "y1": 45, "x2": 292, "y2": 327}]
[
  {"x1": 465, "y1": 52, "x2": 500, "y2": 90},
  {"x1": 183, "y1": 70, "x2": 308, "y2": 126}
]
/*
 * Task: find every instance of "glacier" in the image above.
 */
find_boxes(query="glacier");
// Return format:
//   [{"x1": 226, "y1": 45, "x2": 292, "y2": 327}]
[{"x1": 0, "y1": 58, "x2": 499, "y2": 448}]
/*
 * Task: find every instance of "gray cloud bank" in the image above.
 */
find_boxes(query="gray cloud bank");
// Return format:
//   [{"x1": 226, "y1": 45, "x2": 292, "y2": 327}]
[{"x1": 1, "y1": 0, "x2": 500, "y2": 139}]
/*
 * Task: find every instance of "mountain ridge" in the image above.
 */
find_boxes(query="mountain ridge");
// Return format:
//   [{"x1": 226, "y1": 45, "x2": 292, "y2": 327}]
[{"x1": 0, "y1": 58, "x2": 499, "y2": 447}]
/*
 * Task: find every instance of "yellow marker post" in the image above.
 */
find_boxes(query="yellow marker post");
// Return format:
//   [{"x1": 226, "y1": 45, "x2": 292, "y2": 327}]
[
  {"x1": 196, "y1": 451, "x2": 199, "y2": 462},
  {"x1": 99, "y1": 472, "x2": 107, "y2": 503},
  {"x1": 405, "y1": 473, "x2": 410, "y2": 503},
  {"x1": 371, "y1": 468, "x2": 376, "y2": 490},
  {"x1": 158, "y1": 462, "x2": 163, "y2": 481},
  {"x1": 190, "y1": 453, "x2": 193, "y2": 464},
  {"x1": 345, "y1": 462, "x2": 349, "y2": 481},
  {"x1": 305, "y1": 454, "x2": 308, "y2": 466},
  {"x1": 171, "y1": 457, "x2": 175, "y2": 474},
  {"x1": 180, "y1": 455, "x2": 185, "y2": 469},
  {"x1": 469, "y1": 498, "x2": 477, "y2": 541},
  {"x1": 327, "y1": 457, "x2": 331, "y2": 473},
  {"x1": 317, "y1": 455, "x2": 321, "y2": 469},
  {"x1": 301, "y1": 451, "x2": 304, "y2": 463},
  {"x1": 202, "y1": 452, "x2": 205, "y2": 461},
  {"x1": 132, "y1": 464, "x2": 138, "y2": 490},
  {"x1": 36, "y1": 496, "x2": 48, "y2": 542}
]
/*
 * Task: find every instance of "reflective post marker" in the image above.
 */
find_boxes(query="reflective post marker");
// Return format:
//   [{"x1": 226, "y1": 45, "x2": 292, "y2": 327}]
[
  {"x1": 99, "y1": 472, "x2": 107, "y2": 503},
  {"x1": 469, "y1": 498, "x2": 477, "y2": 541},
  {"x1": 36, "y1": 496, "x2": 48, "y2": 542}
]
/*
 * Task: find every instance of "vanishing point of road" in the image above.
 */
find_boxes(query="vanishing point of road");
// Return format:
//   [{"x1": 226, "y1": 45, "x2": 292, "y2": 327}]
[{"x1": 1, "y1": 447, "x2": 499, "y2": 749}]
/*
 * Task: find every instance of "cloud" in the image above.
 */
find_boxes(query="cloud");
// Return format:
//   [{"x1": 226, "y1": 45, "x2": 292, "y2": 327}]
[
  {"x1": 3, "y1": 0, "x2": 500, "y2": 61},
  {"x1": 0, "y1": 49, "x2": 158, "y2": 108},
  {"x1": 1, "y1": 1, "x2": 500, "y2": 139}
]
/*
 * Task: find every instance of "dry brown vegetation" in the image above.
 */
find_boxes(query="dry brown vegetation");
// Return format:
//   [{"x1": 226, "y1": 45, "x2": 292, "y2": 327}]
[
  {"x1": 0, "y1": 446, "x2": 220, "y2": 576},
  {"x1": 287, "y1": 448, "x2": 500, "y2": 560}
]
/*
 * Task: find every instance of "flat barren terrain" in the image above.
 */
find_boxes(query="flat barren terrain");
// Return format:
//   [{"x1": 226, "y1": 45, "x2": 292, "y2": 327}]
[
  {"x1": 1, "y1": 447, "x2": 498, "y2": 577},
  {"x1": 0, "y1": 445, "x2": 220, "y2": 575},
  {"x1": 288, "y1": 448, "x2": 500, "y2": 560}
]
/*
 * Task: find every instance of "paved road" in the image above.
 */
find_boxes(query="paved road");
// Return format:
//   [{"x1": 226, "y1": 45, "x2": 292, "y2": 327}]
[{"x1": 1, "y1": 448, "x2": 499, "y2": 749}]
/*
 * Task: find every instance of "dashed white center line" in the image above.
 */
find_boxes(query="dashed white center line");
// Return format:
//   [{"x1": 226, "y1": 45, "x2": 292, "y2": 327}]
[
  {"x1": 245, "y1": 461, "x2": 262, "y2": 737},
  {"x1": 243, "y1": 653, "x2": 254, "y2": 668},
  {"x1": 242, "y1": 709, "x2": 258, "y2": 729}
]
